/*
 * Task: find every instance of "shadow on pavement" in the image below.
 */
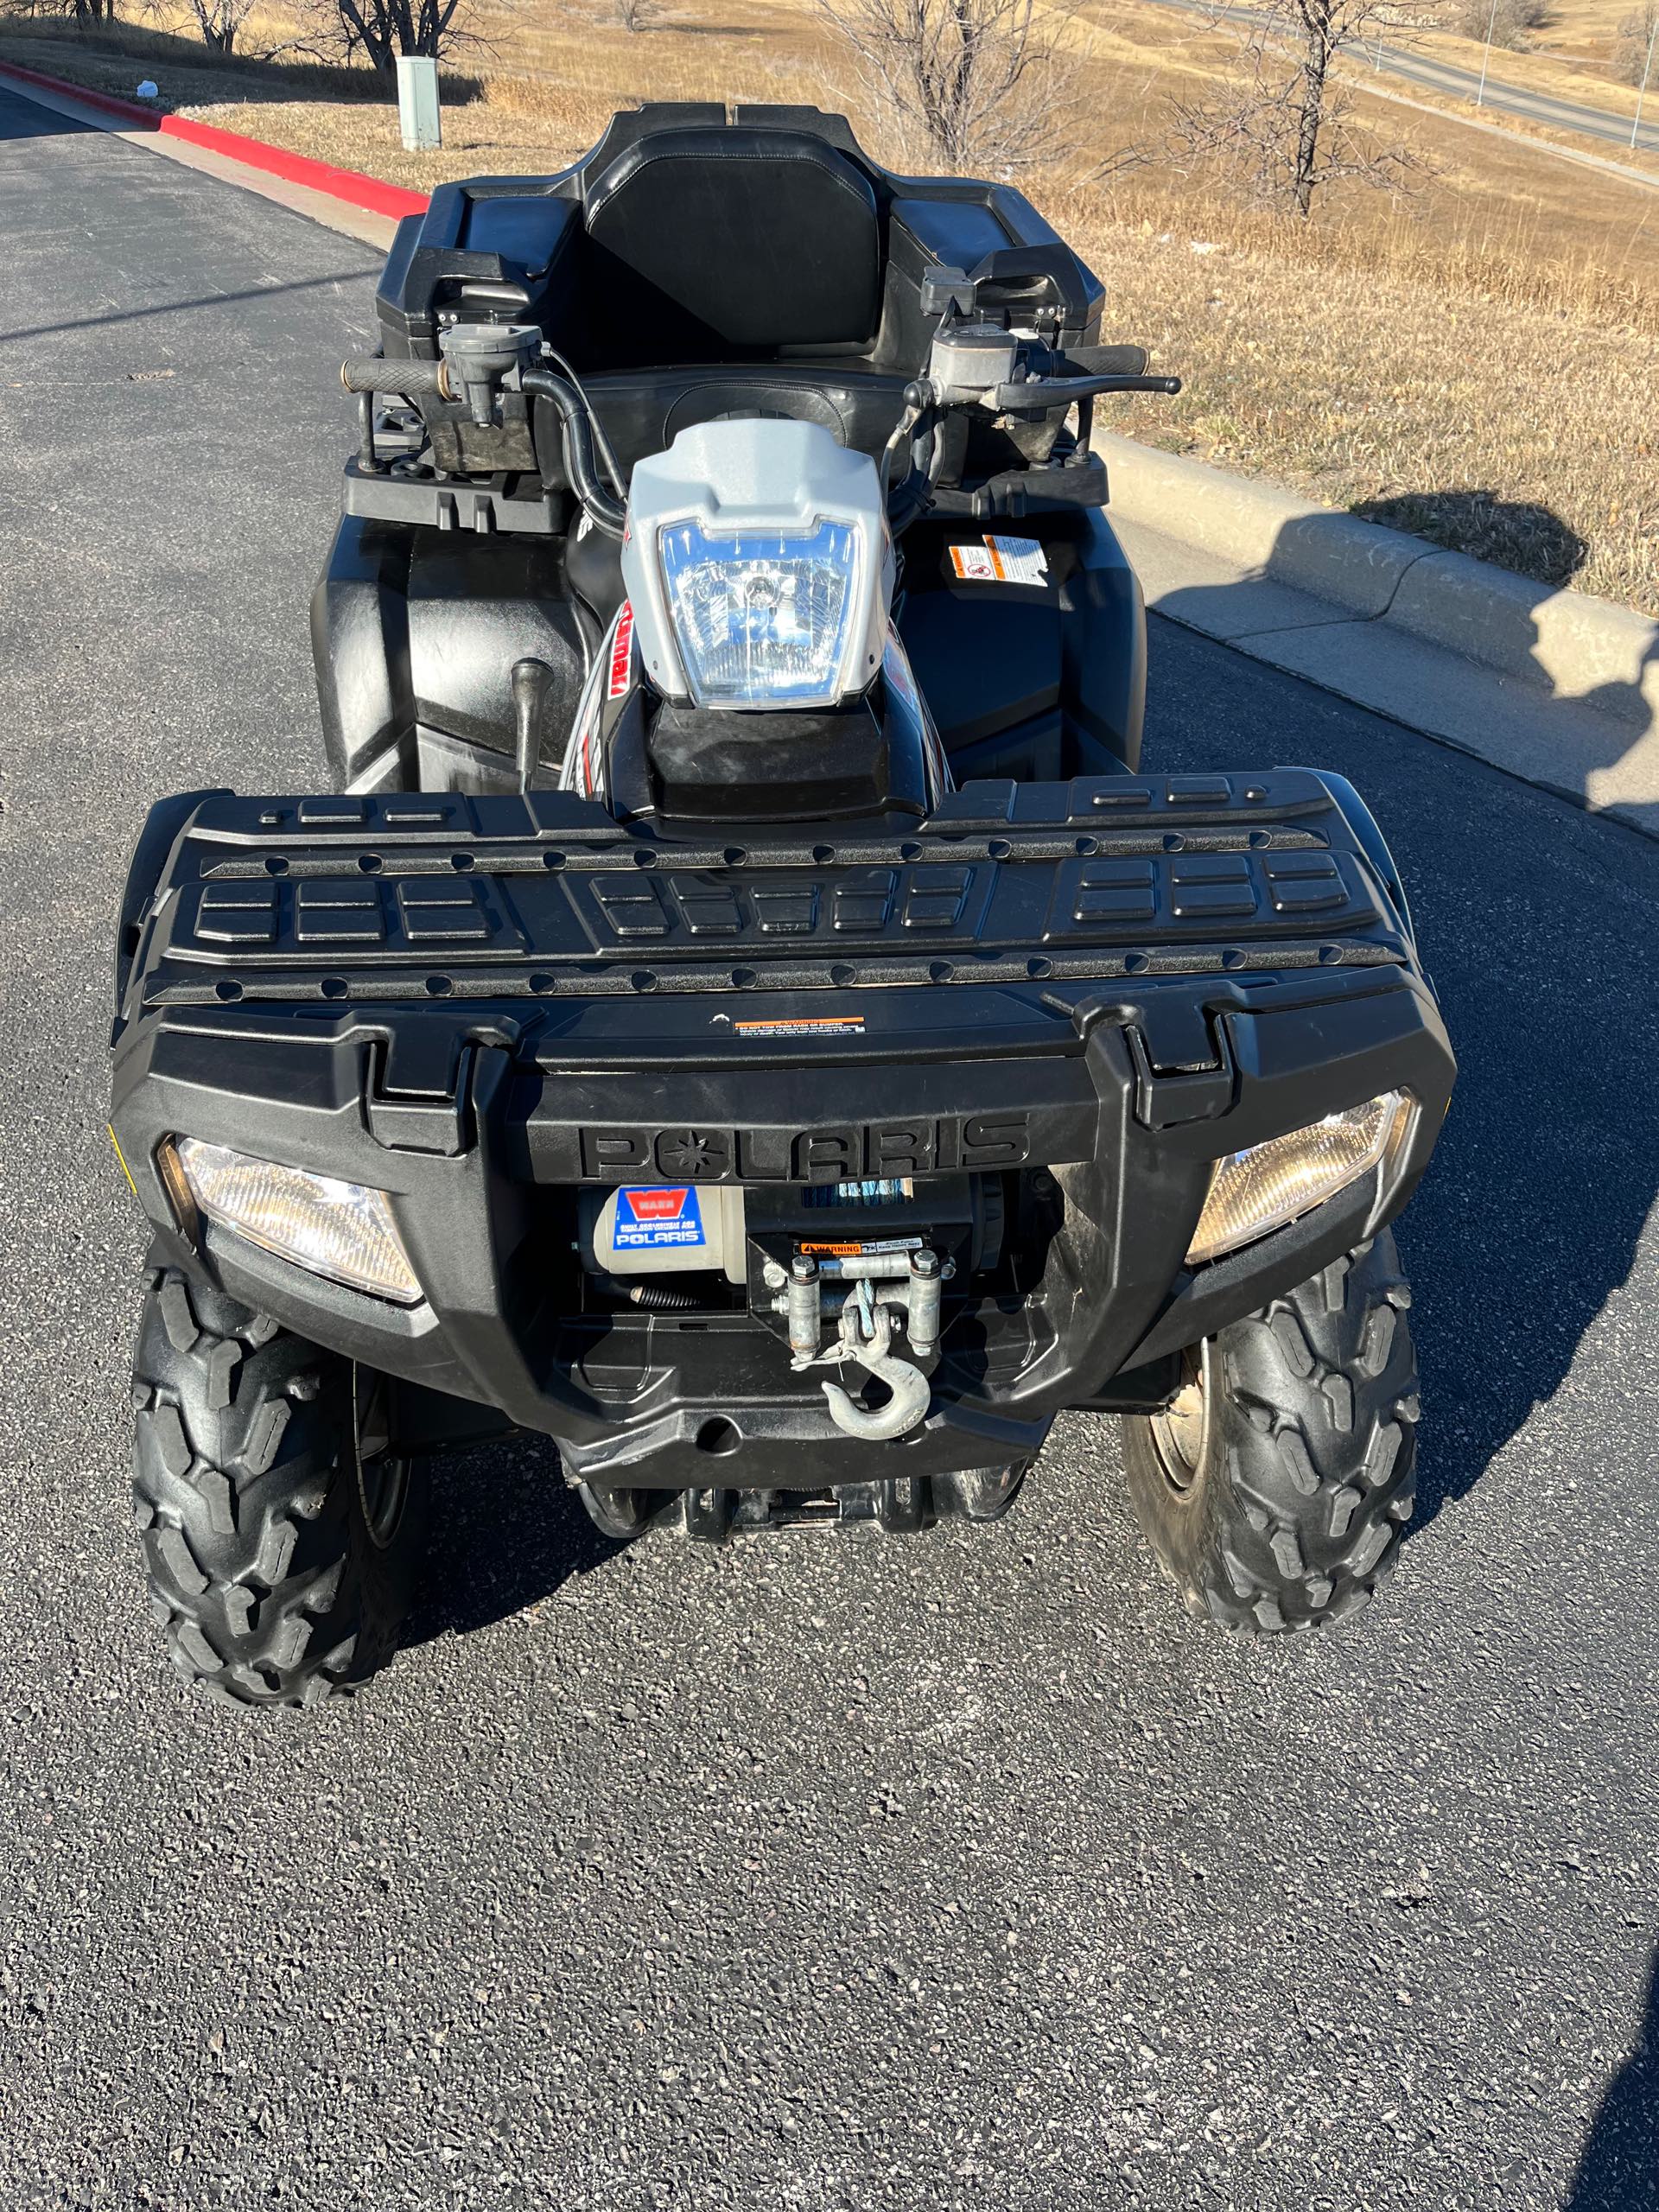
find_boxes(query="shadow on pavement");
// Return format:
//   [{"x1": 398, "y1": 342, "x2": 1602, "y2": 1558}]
[
  {"x1": 0, "y1": 80, "x2": 92, "y2": 141},
  {"x1": 403, "y1": 1436, "x2": 621, "y2": 1648},
  {"x1": 1565, "y1": 1944, "x2": 1659, "y2": 2209},
  {"x1": 1148, "y1": 514, "x2": 1659, "y2": 1535},
  {"x1": 1, "y1": 267, "x2": 378, "y2": 347}
]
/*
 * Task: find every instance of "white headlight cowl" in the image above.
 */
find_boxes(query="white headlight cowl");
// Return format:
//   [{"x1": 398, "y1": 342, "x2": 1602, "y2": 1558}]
[
  {"x1": 620, "y1": 419, "x2": 890, "y2": 709},
  {"x1": 168, "y1": 1138, "x2": 423, "y2": 1305},
  {"x1": 1185, "y1": 1091, "x2": 1414, "y2": 1267}
]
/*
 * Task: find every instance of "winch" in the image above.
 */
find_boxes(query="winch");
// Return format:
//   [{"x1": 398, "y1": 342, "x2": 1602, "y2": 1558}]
[{"x1": 579, "y1": 1173, "x2": 996, "y2": 1440}]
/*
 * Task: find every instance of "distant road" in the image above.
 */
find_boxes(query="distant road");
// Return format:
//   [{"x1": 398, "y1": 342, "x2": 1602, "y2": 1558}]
[{"x1": 1142, "y1": 0, "x2": 1659, "y2": 156}]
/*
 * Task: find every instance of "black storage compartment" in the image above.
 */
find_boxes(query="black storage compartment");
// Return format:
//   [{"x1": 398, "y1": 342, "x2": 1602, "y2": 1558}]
[{"x1": 898, "y1": 510, "x2": 1146, "y2": 779}]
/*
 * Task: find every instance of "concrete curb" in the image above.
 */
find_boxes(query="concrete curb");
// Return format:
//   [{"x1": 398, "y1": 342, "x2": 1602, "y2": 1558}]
[
  {"x1": 0, "y1": 56, "x2": 429, "y2": 221},
  {"x1": 1098, "y1": 434, "x2": 1659, "y2": 736}
]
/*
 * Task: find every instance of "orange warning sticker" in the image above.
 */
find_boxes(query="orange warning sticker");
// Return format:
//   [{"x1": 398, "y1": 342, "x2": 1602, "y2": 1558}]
[
  {"x1": 798, "y1": 1236, "x2": 923, "y2": 1256},
  {"x1": 733, "y1": 1014, "x2": 866, "y2": 1039},
  {"x1": 948, "y1": 535, "x2": 1049, "y2": 588}
]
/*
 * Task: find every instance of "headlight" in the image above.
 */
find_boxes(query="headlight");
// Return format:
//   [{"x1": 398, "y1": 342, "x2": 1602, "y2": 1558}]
[
  {"x1": 1185, "y1": 1091, "x2": 1414, "y2": 1266},
  {"x1": 658, "y1": 518, "x2": 860, "y2": 707},
  {"x1": 162, "y1": 1138, "x2": 423, "y2": 1304}
]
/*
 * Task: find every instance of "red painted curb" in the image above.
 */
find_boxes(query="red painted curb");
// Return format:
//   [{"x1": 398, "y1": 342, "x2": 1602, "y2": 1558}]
[
  {"x1": 0, "y1": 54, "x2": 159, "y2": 124},
  {"x1": 0, "y1": 54, "x2": 429, "y2": 221},
  {"x1": 159, "y1": 113, "x2": 428, "y2": 219}
]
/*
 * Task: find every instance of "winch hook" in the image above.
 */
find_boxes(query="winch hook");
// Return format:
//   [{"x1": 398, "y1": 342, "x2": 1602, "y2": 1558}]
[{"x1": 819, "y1": 1305, "x2": 931, "y2": 1442}]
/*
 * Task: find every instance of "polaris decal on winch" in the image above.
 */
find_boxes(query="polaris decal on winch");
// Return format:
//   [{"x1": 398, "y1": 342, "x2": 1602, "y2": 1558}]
[
  {"x1": 607, "y1": 601, "x2": 635, "y2": 700},
  {"x1": 613, "y1": 1185, "x2": 706, "y2": 1250}
]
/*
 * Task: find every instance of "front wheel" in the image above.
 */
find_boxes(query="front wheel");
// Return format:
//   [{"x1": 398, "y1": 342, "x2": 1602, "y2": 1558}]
[
  {"x1": 130, "y1": 1268, "x2": 428, "y2": 1707},
  {"x1": 1121, "y1": 1232, "x2": 1419, "y2": 1634}
]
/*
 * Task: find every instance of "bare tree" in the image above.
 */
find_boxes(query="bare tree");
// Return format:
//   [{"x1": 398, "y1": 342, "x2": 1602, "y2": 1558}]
[
  {"x1": 814, "y1": 0, "x2": 1075, "y2": 173},
  {"x1": 1614, "y1": 2, "x2": 1659, "y2": 86},
  {"x1": 1170, "y1": 0, "x2": 1431, "y2": 217},
  {"x1": 1455, "y1": 0, "x2": 1546, "y2": 48},
  {"x1": 328, "y1": 0, "x2": 467, "y2": 71},
  {"x1": 614, "y1": 0, "x2": 661, "y2": 27},
  {"x1": 187, "y1": 0, "x2": 257, "y2": 53}
]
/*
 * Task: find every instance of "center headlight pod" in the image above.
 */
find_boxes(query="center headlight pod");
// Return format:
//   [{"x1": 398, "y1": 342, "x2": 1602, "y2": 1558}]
[
  {"x1": 620, "y1": 419, "x2": 891, "y2": 712},
  {"x1": 160, "y1": 1138, "x2": 423, "y2": 1305},
  {"x1": 658, "y1": 518, "x2": 861, "y2": 708},
  {"x1": 1185, "y1": 1091, "x2": 1414, "y2": 1267}
]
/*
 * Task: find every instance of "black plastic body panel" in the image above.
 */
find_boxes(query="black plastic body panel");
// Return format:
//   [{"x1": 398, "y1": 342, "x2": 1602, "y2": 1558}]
[
  {"x1": 312, "y1": 500, "x2": 1145, "y2": 795},
  {"x1": 899, "y1": 508, "x2": 1146, "y2": 776},
  {"x1": 312, "y1": 517, "x2": 590, "y2": 793},
  {"x1": 111, "y1": 774, "x2": 1454, "y2": 1490},
  {"x1": 372, "y1": 104, "x2": 1102, "y2": 372}
]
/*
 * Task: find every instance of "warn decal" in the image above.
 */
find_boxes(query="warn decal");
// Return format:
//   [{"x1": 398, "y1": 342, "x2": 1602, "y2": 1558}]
[
  {"x1": 607, "y1": 601, "x2": 635, "y2": 701},
  {"x1": 613, "y1": 1185, "x2": 706, "y2": 1251}
]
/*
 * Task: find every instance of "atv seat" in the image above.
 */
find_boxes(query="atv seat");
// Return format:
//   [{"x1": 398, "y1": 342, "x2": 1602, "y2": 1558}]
[
  {"x1": 550, "y1": 124, "x2": 897, "y2": 473},
  {"x1": 372, "y1": 105, "x2": 1103, "y2": 481},
  {"x1": 581, "y1": 126, "x2": 884, "y2": 363}
]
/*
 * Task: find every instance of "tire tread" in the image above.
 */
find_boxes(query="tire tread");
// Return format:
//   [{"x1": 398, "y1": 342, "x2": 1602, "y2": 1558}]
[
  {"x1": 130, "y1": 1267, "x2": 423, "y2": 1708},
  {"x1": 1122, "y1": 1232, "x2": 1420, "y2": 1636}
]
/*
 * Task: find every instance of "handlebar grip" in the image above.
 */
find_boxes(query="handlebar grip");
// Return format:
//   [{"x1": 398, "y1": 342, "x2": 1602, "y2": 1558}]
[
  {"x1": 1065, "y1": 343, "x2": 1150, "y2": 378},
  {"x1": 340, "y1": 357, "x2": 448, "y2": 397}
]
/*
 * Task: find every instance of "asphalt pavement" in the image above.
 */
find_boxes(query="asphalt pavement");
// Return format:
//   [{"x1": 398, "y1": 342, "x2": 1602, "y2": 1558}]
[{"x1": 1, "y1": 86, "x2": 1656, "y2": 2212}]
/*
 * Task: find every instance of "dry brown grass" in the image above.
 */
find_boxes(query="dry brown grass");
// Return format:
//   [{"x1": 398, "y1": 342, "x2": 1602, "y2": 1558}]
[
  {"x1": 1066, "y1": 201, "x2": 1659, "y2": 606},
  {"x1": 4, "y1": 0, "x2": 1657, "y2": 609}
]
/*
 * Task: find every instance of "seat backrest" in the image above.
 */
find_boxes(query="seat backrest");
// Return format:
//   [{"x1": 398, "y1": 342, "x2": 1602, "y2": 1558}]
[{"x1": 582, "y1": 128, "x2": 882, "y2": 362}]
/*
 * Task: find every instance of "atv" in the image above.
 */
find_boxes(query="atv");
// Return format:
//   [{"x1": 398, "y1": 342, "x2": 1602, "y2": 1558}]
[{"x1": 109, "y1": 105, "x2": 1453, "y2": 1706}]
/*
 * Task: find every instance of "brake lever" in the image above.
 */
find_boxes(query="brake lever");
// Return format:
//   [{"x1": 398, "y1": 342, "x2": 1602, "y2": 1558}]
[{"x1": 989, "y1": 373, "x2": 1182, "y2": 410}]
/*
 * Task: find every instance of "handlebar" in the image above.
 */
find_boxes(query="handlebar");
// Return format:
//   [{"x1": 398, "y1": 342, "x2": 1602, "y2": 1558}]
[
  {"x1": 341, "y1": 356, "x2": 449, "y2": 398},
  {"x1": 342, "y1": 336, "x2": 1176, "y2": 549}
]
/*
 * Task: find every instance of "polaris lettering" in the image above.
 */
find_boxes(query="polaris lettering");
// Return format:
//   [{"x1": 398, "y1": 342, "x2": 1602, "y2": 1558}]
[{"x1": 581, "y1": 1115, "x2": 1031, "y2": 1182}]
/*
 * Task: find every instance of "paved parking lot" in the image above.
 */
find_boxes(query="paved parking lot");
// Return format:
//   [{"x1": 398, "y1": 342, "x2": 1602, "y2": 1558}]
[{"x1": 1, "y1": 84, "x2": 1656, "y2": 2210}]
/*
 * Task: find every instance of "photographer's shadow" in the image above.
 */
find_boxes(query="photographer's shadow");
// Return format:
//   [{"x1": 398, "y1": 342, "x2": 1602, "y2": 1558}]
[{"x1": 1566, "y1": 1944, "x2": 1659, "y2": 2209}]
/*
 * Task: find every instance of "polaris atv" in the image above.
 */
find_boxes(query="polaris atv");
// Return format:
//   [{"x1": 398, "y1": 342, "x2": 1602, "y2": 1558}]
[{"x1": 110, "y1": 105, "x2": 1454, "y2": 1707}]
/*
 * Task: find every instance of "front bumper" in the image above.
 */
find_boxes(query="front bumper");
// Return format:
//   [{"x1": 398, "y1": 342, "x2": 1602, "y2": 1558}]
[{"x1": 110, "y1": 773, "x2": 1454, "y2": 1487}]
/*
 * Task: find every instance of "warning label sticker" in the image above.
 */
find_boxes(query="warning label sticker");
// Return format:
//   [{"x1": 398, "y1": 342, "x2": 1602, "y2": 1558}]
[
  {"x1": 733, "y1": 1015, "x2": 867, "y2": 1039},
  {"x1": 948, "y1": 535, "x2": 1050, "y2": 588},
  {"x1": 613, "y1": 1185, "x2": 705, "y2": 1251},
  {"x1": 798, "y1": 1236, "x2": 923, "y2": 1257}
]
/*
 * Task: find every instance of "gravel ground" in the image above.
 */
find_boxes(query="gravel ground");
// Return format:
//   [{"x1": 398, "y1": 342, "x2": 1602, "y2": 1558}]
[{"x1": 1, "y1": 84, "x2": 1656, "y2": 2212}]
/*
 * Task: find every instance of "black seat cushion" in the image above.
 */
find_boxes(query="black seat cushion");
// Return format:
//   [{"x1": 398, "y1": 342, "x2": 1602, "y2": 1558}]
[{"x1": 582, "y1": 129, "x2": 881, "y2": 361}]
